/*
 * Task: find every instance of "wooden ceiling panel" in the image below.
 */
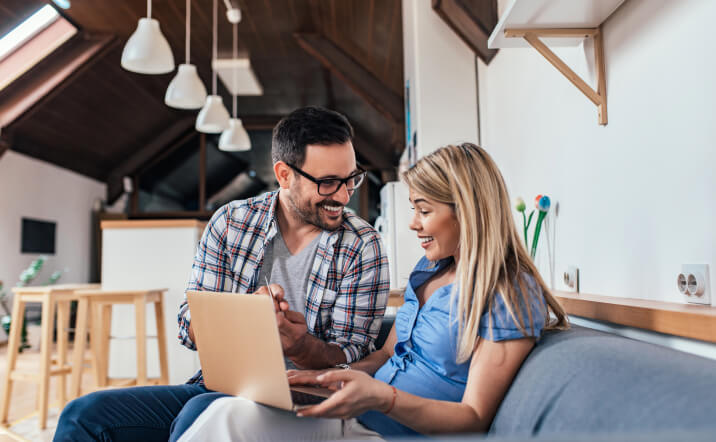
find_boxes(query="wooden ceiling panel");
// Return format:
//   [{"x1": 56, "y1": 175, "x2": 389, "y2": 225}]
[
  {"x1": 2, "y1": 0, "x2": 404, "y2": 200},
  {"x1": 11, "y1": 129, "x2": 107, "y2": 180}
]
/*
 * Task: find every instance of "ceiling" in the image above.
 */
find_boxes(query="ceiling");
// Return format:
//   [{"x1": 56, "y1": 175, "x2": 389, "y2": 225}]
[{"x1": 0, "y1": 0, "x2": 405, "y2": 210}]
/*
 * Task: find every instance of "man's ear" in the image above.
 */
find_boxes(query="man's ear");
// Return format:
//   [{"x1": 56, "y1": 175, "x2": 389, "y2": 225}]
[{"x1": 274, "y1": 161, "x2": 292, "y2": 189}]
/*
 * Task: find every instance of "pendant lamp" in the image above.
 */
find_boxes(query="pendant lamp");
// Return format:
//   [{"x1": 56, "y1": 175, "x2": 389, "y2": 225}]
[
  {"x1": 121, "y1": 0, "x2": 174, "y2": 74},
  {"x1": 165, "y1": 0, "x2": 206, "y2": 109},
  {"x1": 196, "y1": 0, "x2": 230, "y2": 133},
  {"x1": 219, "y1": 14, "x2": 251, "y2": 151}
]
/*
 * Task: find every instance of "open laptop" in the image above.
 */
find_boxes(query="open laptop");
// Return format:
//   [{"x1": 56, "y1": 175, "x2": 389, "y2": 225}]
[{"x1": 186, "y1": 290, "x2": 333, "y2": 411}]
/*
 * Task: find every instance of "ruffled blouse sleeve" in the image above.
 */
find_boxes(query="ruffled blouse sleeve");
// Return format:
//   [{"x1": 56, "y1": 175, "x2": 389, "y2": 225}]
[{"x1": 478, "y1": 273, "x2": 548, "y2": 341}]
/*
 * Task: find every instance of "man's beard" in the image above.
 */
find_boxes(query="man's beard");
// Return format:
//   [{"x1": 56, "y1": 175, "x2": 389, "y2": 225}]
[{"x1": 285, "y1": 191, "x2": 343, "y2": 231}]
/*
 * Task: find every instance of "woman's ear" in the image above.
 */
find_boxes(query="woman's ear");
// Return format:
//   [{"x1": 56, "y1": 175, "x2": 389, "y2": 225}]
[{"x1": 274, "y1": 162, "x2": 292, "y2": 189}]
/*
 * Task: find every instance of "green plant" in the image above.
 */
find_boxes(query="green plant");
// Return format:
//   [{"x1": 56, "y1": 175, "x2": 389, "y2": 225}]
[
  {"x1": 0, "y1": 281, "x2": 11, "y2": 336},
  {"x1": 515, "y1": 195, "x2": 552, "y2": 259},
  {"x1": 0, "y1": 256, "x2": 65, "y2": 352}
]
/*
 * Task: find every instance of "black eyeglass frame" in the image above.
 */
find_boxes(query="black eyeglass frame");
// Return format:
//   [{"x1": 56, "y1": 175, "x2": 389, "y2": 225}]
[{"x1": 286, "y1": 163, "x2": 367, "y2": 196}]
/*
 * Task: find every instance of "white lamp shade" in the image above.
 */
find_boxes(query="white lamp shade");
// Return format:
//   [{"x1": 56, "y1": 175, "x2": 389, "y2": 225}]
[
  {"x1": 219, "y1": 118, "x2": 251, "y2": 151},
  {"x1": 195, "y1": 95, "x2": 230, "y2": 133},
  {"x1": 165, "y1": 64, "x2": 207, "y2": 109},
  {"x1": 121, "y1": 18, "x2": 175, "y2": 74}
]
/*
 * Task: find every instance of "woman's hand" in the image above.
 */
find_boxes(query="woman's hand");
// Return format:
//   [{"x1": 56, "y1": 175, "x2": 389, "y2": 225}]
[
  {"x1": 294, "y1": 370, "x2": 394, "y2": 419},
  {"x1": 287, "y1": 369, "x2": 339, "y2": 389}
]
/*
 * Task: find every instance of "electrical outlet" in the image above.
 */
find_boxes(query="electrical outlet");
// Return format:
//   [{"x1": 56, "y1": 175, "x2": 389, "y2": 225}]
[
  {"x1": 677, "y1": 264, "x2": 711, "y2": 305},
  {"x1": 563, "y1": 266, "x2": 579, "y2": 292}
]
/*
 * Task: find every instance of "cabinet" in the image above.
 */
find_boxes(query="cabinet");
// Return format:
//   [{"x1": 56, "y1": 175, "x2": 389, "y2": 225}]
[{"x1": 100, "y1": 220, "x2": 204, "y2": 384}]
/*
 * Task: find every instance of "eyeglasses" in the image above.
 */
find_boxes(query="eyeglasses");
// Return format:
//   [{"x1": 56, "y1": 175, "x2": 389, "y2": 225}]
[{"x1": 286, "y1": 163, "x2": 367, "y2": 196}]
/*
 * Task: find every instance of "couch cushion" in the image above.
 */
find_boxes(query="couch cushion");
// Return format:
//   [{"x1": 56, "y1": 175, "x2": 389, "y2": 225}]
[{"x1": 490, "y1": 325, "x2": 716, "y2": 436}]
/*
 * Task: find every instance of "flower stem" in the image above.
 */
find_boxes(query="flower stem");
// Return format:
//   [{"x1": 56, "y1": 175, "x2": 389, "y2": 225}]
[{"x1": 531, "y1": 211, "x2": 547, "y2": 259}]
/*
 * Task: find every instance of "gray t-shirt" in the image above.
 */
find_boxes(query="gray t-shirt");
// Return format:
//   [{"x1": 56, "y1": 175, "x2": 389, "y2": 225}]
[{"x1": 258, "y1": 224, "x2": 321, "y2": 313}]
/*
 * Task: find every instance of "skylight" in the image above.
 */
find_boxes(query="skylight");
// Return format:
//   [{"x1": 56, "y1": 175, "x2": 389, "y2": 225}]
[
  {"x1": 0, "y1": 5, "x2": 60, "y2": 62},
  {"x1": 0, "y1": 5, "x2": 77, "y2": 92}
]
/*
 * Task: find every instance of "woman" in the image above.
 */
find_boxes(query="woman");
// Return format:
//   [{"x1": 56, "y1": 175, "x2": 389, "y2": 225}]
[{"x1": 178, "y1": 143, "x2": 568, "y2": 440}]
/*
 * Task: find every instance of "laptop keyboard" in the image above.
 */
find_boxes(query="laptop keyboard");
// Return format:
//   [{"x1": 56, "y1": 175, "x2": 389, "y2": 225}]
[{"x1": 291, "y1": 389, "x2": 326, "y2": 405}]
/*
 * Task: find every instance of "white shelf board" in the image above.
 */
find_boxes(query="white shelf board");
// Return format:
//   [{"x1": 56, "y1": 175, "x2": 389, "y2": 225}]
[{"x1": 488, "y1": 0, "x2": 626, "y2": 49}]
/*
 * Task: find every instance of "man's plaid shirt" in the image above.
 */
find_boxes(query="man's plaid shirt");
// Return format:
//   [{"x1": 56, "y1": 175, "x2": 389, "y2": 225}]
[{"x1": 178, "y1": 191, "x2": 390, "y2": 384}]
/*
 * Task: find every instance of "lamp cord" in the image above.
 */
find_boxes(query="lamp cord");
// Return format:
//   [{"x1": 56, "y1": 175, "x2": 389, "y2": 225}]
[
  {"x1": 212, "y1": 0, "x2": 217, "y2": 95},
  {"x1": 232, "y1": 21, "x2": 237, "y2": 117},
  {"x1": 185, "y1": 0, "x2": 190, "y2": 64},
  {"x1": 147, "y1": 0, "x2": 151, "y2": 18}
]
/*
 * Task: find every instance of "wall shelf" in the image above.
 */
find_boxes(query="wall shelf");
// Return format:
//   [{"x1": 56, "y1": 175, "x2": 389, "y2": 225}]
[
  {"x1": 389, "y1": 288, "x2": 716, "y2": 343},
  {"x1": 487, "y1": 0, "x2": 626, "y2": 125},
  {"x1": 554, "y1": 291, "x2": 716, "y2": 344}
]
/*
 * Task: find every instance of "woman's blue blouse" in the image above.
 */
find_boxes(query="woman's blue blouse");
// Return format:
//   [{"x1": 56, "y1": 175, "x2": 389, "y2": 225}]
[{"x1": 358, "y1": 256, "x2": 548, "y2": 436}]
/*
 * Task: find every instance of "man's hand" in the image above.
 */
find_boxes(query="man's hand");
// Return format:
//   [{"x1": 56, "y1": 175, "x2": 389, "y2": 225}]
[
  {"x1": 253, "y1": 284, "x2": 346, "y2": 369},
  {"x1": 252, "y1": 284, "x2": 289, "y2": 314},
  {"x1": 277, "y1": 310, "x2": 309, "y2": 356}
]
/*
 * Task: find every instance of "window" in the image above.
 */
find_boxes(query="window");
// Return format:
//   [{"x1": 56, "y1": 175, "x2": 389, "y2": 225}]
[{"x1": 0, "y1": 5, "x2": 77, "y2": 91}]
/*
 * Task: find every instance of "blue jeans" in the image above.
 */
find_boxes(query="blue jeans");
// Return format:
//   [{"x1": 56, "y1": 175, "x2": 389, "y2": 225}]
[{"x1": 53, "y1": 384, "x2": 229, "y2": 442}]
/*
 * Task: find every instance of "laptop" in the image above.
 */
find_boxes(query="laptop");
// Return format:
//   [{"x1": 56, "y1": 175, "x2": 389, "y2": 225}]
[{"x1": 186, "y1": 290, "x2": 333, "y2": 411}]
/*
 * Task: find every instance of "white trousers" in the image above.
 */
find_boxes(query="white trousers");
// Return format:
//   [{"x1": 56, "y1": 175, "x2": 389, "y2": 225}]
[{"x1": 177, "y1": 396, "x2": 385, "y2": 442}]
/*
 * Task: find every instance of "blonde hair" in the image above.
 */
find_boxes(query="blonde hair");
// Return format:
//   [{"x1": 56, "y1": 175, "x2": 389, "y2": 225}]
[{"x1": 402, "y1": 143, "x2": 568, "y2": 362}]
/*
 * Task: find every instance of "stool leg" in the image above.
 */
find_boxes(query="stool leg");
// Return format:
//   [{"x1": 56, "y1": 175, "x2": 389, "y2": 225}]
[
  {"x1": 134, "y1": 297, "x2": 147, "y2": 385},
  {"x1": 100, "y1": 304, "x2": 112, "y2": 387},
  {"x1": 89, "y1": 302, "x2": 104, "y2": 388},
  {"x1": 153, "y1": 297, "x2": 169, "y2": 385},
  {"x1": 38, "y1": 294, "x2": 56, "y2": 430},
  {"x1": 1, "y1": 296, "x2": 26, "y2": 425},
  {"x1": 70, "y1": 298, "x2": 89, "y2": 400},
  {"x1": 56, "y1": 300, "x2": 70, "y2": 409}
]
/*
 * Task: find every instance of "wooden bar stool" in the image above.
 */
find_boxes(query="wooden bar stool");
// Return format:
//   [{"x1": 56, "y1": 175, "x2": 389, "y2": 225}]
[
  {"x1": 0, "y1": 283, "x2": 100, "y2": 430},
  {"x1": 70, "y1": 288, "x2": 169, "y2": 400}
]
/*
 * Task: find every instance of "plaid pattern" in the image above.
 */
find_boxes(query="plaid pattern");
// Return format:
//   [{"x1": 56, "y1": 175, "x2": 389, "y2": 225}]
[{"x1": 178, "y1": 191, "x2": 389, "y2": 384}]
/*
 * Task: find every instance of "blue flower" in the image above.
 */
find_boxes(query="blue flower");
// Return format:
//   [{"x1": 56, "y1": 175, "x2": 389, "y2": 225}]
[{"x1": 535, "y1": 195, "x2": 551, "y2": 212}]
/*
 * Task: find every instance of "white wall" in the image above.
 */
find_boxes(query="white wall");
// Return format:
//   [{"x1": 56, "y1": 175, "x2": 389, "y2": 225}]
[
  {"x1": 478, "y1": 0, "x2": 716, "y2": 303},
  {"x1": 0, "y1": 151, "x2": 105, "y2": 339},
  {"x1": 402, "y1": 0, "x2": 479, "y2": 159}
]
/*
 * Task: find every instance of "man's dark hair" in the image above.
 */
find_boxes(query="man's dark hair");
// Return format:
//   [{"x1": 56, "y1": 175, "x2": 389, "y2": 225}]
[{"x1": 271, "y1": 106, "x2": 354, "y2": 167}]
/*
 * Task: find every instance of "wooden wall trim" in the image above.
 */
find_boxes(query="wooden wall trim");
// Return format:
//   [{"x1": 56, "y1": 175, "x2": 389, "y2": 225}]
[
  {"x1": 101, "y1": 220, "x2": 206, "y2": 230},
  {"x1": 388, "y1": 288, "x2": 716, "y2": 343},
  {"x1": 554, "y1": 291, "x2": 716, "y2": 343}
]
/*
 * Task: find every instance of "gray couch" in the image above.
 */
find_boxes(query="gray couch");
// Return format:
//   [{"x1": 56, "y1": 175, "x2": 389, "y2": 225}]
[{"x1": 379, "y1": 323, "x2": 716, "y2": 440}]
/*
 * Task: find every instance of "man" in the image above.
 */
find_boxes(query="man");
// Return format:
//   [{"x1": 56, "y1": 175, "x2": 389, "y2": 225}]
[{"x1": 54, "y1": 106, "x2": 390, "y2": 442}]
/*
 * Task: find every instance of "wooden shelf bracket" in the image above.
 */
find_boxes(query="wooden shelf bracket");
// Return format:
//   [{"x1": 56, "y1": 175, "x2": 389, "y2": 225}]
[{"x1": 505, "y1": 27, "x2": 608, "y2": 125}]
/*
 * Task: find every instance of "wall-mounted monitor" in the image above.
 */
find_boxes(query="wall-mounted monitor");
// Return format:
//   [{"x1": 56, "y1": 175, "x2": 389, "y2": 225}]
[{"x1": 21, "y1": 217, "x2": 56, "y2": 254}]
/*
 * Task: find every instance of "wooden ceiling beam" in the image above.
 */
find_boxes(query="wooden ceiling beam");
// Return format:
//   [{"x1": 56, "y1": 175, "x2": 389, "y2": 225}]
[
  {"x1": 432, "y1": 0, "x2": 499, "y2": 63},
  {"x1": 106, "y1": 118, "x2": 196, "y2": 204},
  {"x1": 0, "y1": 32, "x2": 117, "y2": 134},
  {"x1": 352, "y1": 128, "x2": 398, "y2": 171},
  {"x1": 294, "y1": 33, "x2": 403, "y2": 125},
  {"x1": 135, "y1": 130, "x2": 200, "y2": 177}
]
